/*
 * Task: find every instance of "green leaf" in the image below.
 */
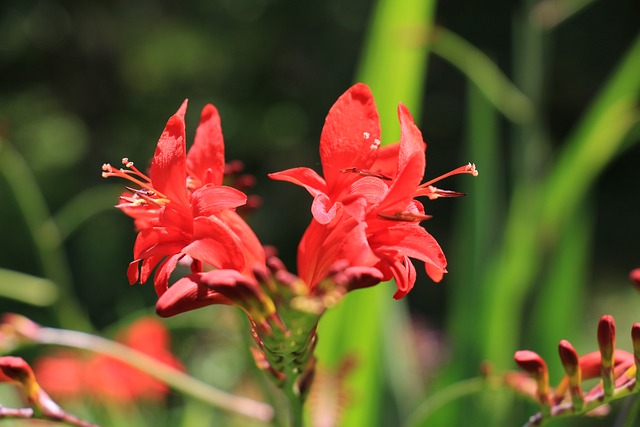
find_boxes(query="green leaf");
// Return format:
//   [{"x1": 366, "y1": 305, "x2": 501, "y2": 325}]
[{"x1": 0, "y1": 268, "x2": 58, "y2": 306}]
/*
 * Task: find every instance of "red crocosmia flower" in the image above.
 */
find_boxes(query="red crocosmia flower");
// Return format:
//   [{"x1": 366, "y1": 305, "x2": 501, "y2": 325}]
[
  {"x1": 103, "y1": 100, "x2": 266, "y2": 296},
  {"x1": 35, "y1": 318, "x2": 182, "y2": 404},
  {"x1": 271, "y1": 84, "x2": 477, "y2": 297},
  {"x1": 269, "y1": 83, "x2": 382, "y2": 225}
]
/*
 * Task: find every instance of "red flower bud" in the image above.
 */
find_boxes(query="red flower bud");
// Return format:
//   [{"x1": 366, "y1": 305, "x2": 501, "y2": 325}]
[
  {"x1": 598, "y1": 315, "x2": 616, "y2": 366},
  {"x1": 632, "y1": 323, "x2": 640, "y2": 355},
  {"x1": 515, "y1": 350, "x2": 548, "y2": 377},
  {"x1": 514, "y1": 350, "x2": 551, "y2": 412},
  {"x1": 597, "y1": 315, "x2": 616, "y2": 397},
  {"x1": 558, "y1": 340, "x2": 580, "y2": 378},
  {"x1": 558, "y1": 340, "x2": 584, "y2": 410}
]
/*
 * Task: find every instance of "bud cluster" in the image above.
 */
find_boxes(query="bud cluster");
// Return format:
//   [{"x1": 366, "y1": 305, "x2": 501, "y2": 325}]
[{"x1": 509, "y1": 315, "x2": 640, "y2": 426}]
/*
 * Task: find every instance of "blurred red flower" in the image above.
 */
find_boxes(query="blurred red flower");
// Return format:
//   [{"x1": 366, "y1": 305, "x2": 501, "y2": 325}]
[{"x1": 34, "y1": 317, "x2": 182, "y2": 404}]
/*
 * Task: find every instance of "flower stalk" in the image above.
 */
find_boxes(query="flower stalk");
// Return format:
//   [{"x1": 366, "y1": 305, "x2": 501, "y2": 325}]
[{"x1": 3, "y1": 314, "x2": 273, "y2": 422}]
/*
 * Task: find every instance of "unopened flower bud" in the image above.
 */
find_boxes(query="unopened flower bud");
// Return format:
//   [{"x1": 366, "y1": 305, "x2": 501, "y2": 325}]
[
  {"x1": 514, "y1": 350, "x2": 551, "y2": 413},
  {"x1": 598, "y1": 315, "x2": 616, "y2": 397},
  {"x1": 598, "y1": 315, "x2": 616, "y2": 366},
  {"x1": 558, "y1": 340, "x2": 583, "y2": 411},
  {"x1": 558, "y1": 340, "x2": 580, "y2": 378}
]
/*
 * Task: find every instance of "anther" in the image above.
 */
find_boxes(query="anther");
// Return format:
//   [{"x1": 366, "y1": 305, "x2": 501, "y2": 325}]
[
  {"x1": 378, "y1": 212, "x2": 433, "y2": 222},
  {"x1": 340, "y1": 167, "x2": 392, "y2": 181},
  {"x1": 420, "y1": 163, "x2": 478, "y2": 189}
]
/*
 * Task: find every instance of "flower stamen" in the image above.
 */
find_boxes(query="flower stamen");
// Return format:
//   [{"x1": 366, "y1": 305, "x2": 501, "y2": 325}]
[
  {"x1": 378, "y1": 212, "x2": 433, "y2": 222},
  {"x1": 414, "y1": 163, "x2": 478, "y2": 200},
  {"x1": 420, "y1": 163, "x2": 478, "y2": 188},
  {"x1": 102, "y1": 158, "x2": 169, "y2": 206},
  {"x1": 340, "y1": 167, "x2": 392, "y2": 181}
]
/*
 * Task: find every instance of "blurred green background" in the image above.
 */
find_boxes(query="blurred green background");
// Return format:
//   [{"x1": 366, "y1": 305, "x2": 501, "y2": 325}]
[{"x1": 1, "y1": 0, "x2": 639, "y2": 426}]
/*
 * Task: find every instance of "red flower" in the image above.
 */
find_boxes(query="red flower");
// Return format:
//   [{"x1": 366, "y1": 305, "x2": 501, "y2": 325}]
[
  {"x1": 269, "y1": 83, "x2": 382, "y2": 225},
  {"x1": 34, "y1": 317, "x2": 183, "y2": 404},
  {"x1": 271, "y1": 84, "x2": 477, "y2": 297},
  {"x1": 103, "y1": 100, "x2": 266, "y2": 296}
]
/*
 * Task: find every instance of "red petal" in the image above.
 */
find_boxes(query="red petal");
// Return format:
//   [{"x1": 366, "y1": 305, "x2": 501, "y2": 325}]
[
  {"x1": 397, "y1": 103, "x2": 427, "y2": 172},
  {"x1": 369, "y1": 223, "x2": 447, "y2": 282},
  {"x1": 215, "y1": 210, "x2": 266, "y2": 269},
  {"x1": 187, "y1": 104, "x2": 226, "y2": 186},
  {"x1": 311, "y1": 193, "x2": 339, "y2": 224},
  {"x1": 150, "y1": 103, "x2": 189, "y2": 207},
  {"x1": 297, "y1": 211, "x2": 360, "y2": 287},
  {"x1": 389, "y1": 255, "x2": 417, "y2": 299},
  {"x1": 375, "y1": 153, "x2": 424, "y2": 214},
  {"x1": 320, "y1": 83, "x2": 381, "y2": 189},
  {"x1": 425, "y1": 262, "x2": 446, "y2": 283},
  {"x1": 153, "y1": 253, "x2": 183, "y2": 296},
  {"x1": 371, "y1": 143, "x2": 400, "y2": 180},
  {"x1": 127, "y1": 260, "x2": 141, "y2": 284},
  {"x1": 191, "y1": 184, "x2": 247, "y2": 216},
  {"x1": 132, "y1": 227, "x2": 187, "y2": 260},
  {"x1": 183, "y1": 216, "x2": 246, "y2": 271},
  {"x1": 156, "y1": 275, "x2": 234, "y2": 318},
  {"x1": 268, "y1": 167, "x2": 327, "y2": 198},
  {"x1": 347, "y1": 176, "x2": 388, "y2": 207}
]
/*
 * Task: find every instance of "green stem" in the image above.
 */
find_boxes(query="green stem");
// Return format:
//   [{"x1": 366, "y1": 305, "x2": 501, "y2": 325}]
[
  {"x1": 283, "y1": 378, "x2": 304, "y2": 427},
  {"x1": 30, "y1": 326, "x2": 274, "y2": 422},
  {"x1": 402, "y1": 377, "x2": 486, "y2": 427},
  {"x1": 430, "y1": 27, "x2": 535, "y2": 124},
  {"x1": 619, "y1": 395, "x2": 640, "y2": 427}
]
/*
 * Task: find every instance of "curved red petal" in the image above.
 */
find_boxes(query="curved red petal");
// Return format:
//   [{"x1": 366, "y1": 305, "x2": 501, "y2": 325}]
[
  {"x1": 375, "y1": 153, "x2": 424, "y2": 214},
  {"x1": 215, "y1": 210, "x2": 266, "y2": 269},
  {"x1": 184, "y1": 216, "x2": 246, "y2": 272},
  {"x1": 298, "y1": 211, "x2": 360, "y2": 287},
  {"x1": 371, "y1": 143, "x2": 400, "y2": 180},
  {"x1": 153, "y1": 253, "x2": 183, "y2": 296},
  {"x1": 397, "y1": 103, "x2": 427, "y2": 172},
  {"x1": 156, "y1": 275, "x2": 234, "y2": 318},
  {"x1": 132, "y1": 227, "x2": 188, "y2": 260},
  {"x1": 369, "y1": 223, "x2": 447, "y2": 283},
  {"x1": 311, "y1": 193, "x2": 339, "y2": 225},
  {"x1": 187, "y1": 104, "x2": 226, "y2": 186},
  {"x1": 320, "y1": 83, "x2": 381, "y2": 189},
  {"x1": 127, "y1": 260, "x2": 141, "y2": 284},
  {"x1": 389, "y1": 255, "x2": 417, "y2": 299},
  {"x1": 347, "y1": 176, "x2": 388, "y2": 207},
  {"x1": 268, "y1": 167, "x2": 327, "y2": 198}
]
